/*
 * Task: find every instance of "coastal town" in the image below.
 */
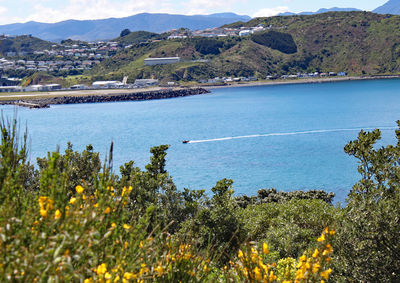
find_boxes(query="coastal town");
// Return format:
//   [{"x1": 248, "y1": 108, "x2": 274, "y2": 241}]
[
  {"x1": 0, "y1": 24, "x2": 278, "y2": 75},
  {"x1": 0, "y1": 23, "x2": 350, "y2": 93}
]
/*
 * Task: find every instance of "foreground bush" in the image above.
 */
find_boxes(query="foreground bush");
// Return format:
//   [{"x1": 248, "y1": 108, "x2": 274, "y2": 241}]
[{"x1": 4, "y1": 117, "x2": 400, "y2": 281}]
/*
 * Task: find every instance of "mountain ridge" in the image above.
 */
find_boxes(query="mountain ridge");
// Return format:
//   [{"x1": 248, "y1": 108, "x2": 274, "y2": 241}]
[
  {"x1": 0, "y1": 13, "x2": 251, "y2": 42},
  {"x1": 373, "y1": 0, "x2": 400, "y2": 15},
  {"x1": 278, "y1": 7, "x2": 361, "y2": 16}
]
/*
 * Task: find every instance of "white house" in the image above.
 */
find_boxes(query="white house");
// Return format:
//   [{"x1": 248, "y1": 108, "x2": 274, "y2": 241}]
[
  {"x1": 239, "y1": 30, "x2": 252, "y2": 36},
  {"x1": 92, "y1": 81, "x2": 119, "y2": 88},
  {"x1": 144, "y1": 57, "x2": 181, "y2": 66},
  {"x1": 134, "y1": 79, "x2": 159, "y2": 87}
]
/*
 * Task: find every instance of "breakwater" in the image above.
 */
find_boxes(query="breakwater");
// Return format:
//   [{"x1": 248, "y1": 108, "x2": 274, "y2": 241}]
[{"x1": 2, "y1": 88, "x2": 210, "y2": 108}]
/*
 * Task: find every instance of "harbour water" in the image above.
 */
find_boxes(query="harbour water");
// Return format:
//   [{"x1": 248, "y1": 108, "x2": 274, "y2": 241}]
[{"x1": 2, "y1": 78, "x2": 400, "y2": 203}]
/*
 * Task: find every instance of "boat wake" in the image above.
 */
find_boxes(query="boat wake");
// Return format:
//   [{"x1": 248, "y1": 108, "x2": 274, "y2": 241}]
[{"x1": 186, "y1": 127, "x2": 396, "y2": 144}]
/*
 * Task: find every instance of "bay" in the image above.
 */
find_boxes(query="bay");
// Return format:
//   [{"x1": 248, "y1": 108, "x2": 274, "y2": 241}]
[{"x1": 2, "y1": 78, "x2": 400, "y2": 203}]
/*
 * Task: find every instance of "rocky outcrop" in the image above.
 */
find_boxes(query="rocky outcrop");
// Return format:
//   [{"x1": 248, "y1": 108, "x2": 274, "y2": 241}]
[{"x1": 2, "y1": 88, "x2": 210, "y2": 108}]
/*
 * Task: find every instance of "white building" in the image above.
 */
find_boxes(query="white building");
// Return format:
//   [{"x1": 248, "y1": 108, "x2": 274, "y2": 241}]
[
  {"x1": 144, "y1": 57, "x2": 181, "y2": 66},
  {"x1": 239, "y1": 30, "x2": 252, "y2": 36},
  {"x1": 92, "y1": 81, "x2": 119, "y2": 88},
  {"x1": 134, "y1": 79, "x2": 159, "y2": 87}
]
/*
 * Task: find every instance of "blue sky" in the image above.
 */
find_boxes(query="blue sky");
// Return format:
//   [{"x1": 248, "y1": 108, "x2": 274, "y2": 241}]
[{"x1": 0, "y1": 0, "x2": 389, "y2": 25}]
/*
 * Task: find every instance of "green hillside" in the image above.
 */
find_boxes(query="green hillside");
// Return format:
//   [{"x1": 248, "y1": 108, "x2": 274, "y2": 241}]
[
  {"x1": 0, "y1": 35, "x2": 55, "y2": 55},
  {"x1": 87, "y1": 11, "x2": 400, "y2": 82}
]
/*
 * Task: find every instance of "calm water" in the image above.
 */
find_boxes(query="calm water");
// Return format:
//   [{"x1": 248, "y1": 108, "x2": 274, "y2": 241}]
[{"x1": 2, "y1": 79, "x2": 400, "y2": 203}]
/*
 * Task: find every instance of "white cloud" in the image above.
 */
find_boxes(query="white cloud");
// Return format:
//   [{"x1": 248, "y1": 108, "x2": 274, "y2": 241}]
[
  {"x1": 252, "y1": 6, "x2": 289, "y2": 18},
  {"x1": 24, "y1": 0, "x2": 175, "y2": 23},
  {"x1": 0, "y1": 6, "x2": 7, "y2": 14},
  {"x1": 183, "y1": 0, "x2": 246, "y2": 15}
]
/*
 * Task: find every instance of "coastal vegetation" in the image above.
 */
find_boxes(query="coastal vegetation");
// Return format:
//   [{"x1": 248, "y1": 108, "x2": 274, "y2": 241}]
[{"x1": 0, "y1": 116, "x2": 399, "y2": 281}]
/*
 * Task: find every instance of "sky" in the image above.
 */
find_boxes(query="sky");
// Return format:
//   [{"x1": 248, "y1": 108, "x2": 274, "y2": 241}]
[{"x1": 0, "y1": 0, "x2": 389, "y2": 25}]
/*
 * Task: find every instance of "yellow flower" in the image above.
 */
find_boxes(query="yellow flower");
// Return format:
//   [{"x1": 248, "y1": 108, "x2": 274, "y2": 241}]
[
  {"x1": 325, "y1": 244, "x2": 333, "y2": 253},
  {"x1": 313, "y1": 263, "x2": 321, "y2": 274},
  {"x1": 317, "y1": 233, "x2": 326, "y2": 242},
  {"x1": 312, "y1": 248, "x2": 319, "y2": 258},
  {"x1": 105, "y1": 272, "x2": 112, "y2": 280},
  {"x1": 123, "y1": 224, "x2": 131, "y2": 230},
  {"x1": 76, "y1": 185, "x2": 84, "y2": 194},
  {"x1": 253, "y1": 267, "x2": 261, "y2": 281},
  {"x1": 84, "y1": 279, "x2": 93, "y2": 283},
  {"x1": 263, "y1": 242, "x2": 269, "y2": 255},
  {"x1": 320, "y1": 268, "x2": 332, "y2": 280},
  {"x1": 111, "y1": 223, "x2": 116, "y2": 228},
  {"x1": 54, "y1": 209, "x2": 62, "y2": 219},
  {"x1": 69, "y1": 197, "x2": 77, "y2": 204},
  {"x1": 238, "y1": 250, "x2": 244, "y2": 259},
  {"x1": 104, "y1": 207, "x2": 111, "y2": 214},
  {"x1": 96, "y1": 263, "x2": 107, "y2": 275},
  {"x1": 269, "y1": 271, "x2": 277, "y2": 281},
  {"x1": 329, "y1": 229, "x2": 336, "y2": 236},
  {"x1": 40, "y1": 209, "x2": 48, "y2": 218},
  {"x1": 114, "y1": 275, "x2": 120, "y2": 282},
  {"x1": 155, "y1": 265, "x2": 164, "y2": 277},
  {"x1": 123, "y1": 272, "x2": 136, "y2": 279}
]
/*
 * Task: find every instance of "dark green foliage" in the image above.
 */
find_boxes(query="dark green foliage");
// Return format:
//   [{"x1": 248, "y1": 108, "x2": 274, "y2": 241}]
[
  {"x1": 241, "y1": 199, "x2": 340, "y2": 258},
  {"x1": 180, "y1": 179, "x2": 246, "y2": 263},
  {"x1": 333, "y1": 122, "x2": 400, "y2": 282},
  {"x1": 236, "y1": 188, "x2": 335, "y2": 208},
  {"x1": 115, "y1": 31, "x2": 160, "y2": 45},
  {"x1": 0, "y1": 117, "x2": 35, "y2": 214},
  {"x1": 194, "y1": 38, "x2": 224, "y2": 55},
  {"x1": 0, "y1": 35, "x2": 54, "y2": 55},
  {"x1": 36, "y1": 142, "x2": 101, "y2": 195},
  {"x1": 120, "y1": 29, "x2": 131, "y2": 37},
  {"x1": 251, "y1": 31, "x2": 297, "y2": 54}
]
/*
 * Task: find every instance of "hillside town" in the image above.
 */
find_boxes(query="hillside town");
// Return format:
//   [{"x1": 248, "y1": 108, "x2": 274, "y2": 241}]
[{"x1": 0, "y1": 22, "x2": 348, "y2": 91}]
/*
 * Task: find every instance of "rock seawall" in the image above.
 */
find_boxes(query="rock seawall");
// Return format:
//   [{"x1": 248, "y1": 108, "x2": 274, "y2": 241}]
[{"x1": 2, "y1": 88, "x2": 210, "y2": 108}]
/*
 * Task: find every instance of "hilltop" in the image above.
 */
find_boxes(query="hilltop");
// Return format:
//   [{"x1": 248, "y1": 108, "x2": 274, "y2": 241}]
[{"x1": 0, "y1": 35, "x2": 55, "y2": 56}]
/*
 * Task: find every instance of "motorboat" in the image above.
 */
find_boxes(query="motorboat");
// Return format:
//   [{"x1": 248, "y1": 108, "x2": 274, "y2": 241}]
[{"x1": 182, "y1": 140, "x2": 190, "y2": 144}]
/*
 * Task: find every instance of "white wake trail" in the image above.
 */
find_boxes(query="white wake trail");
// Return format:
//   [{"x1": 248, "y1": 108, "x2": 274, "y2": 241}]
[{"x1": 187, "y1": 127, "x2": 396, "y2": 144}]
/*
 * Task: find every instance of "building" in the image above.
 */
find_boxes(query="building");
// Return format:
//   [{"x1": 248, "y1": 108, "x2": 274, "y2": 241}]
[
  {"x1": 144, "y1": 57, "x2": 181, "y2": 66},
  {"x1": 43, "y1": 84, "x2": 62, "y2": 91},
  {"x1": 92, "y1": 81, "x2": 119, "y2": 88},
  {"x1": 70, "y1": 84, "x2": 86, "y2": 90},
  {"x1": 134, "y1": 79, "x2": 159, "y2": 87},
  {"x1": 239, "y1": 30, "x2": 252, "y2": 36}
]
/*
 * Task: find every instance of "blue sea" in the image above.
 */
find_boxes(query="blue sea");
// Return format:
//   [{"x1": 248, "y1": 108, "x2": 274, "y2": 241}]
[{"x1": 2, "y1": 79, "x2": 400, "y2": 203}]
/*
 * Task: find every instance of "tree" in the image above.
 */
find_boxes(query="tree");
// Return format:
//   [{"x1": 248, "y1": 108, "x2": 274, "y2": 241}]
[
  {"x1": 120, "y1": 29, "x2": 131, "y2": 37},
  {"x1": 334, "y1": 122, "x2": 400, "y2": 281}
]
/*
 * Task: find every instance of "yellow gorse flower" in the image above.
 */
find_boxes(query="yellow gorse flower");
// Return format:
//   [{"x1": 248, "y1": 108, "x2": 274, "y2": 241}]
[
  {"x1": 54, "y1": 209, "x2": 62, "y2": 219},
  {"x1": 96, "y1": 263, "x2": 107, "y2": 275},
  {"x1": 76, "y1": 185, "x2": 84, "y2": 194},
  {"x1": 321, "y1": 268, "x2": 332, "y2": 279},
  {"x1": 263, "y1": 242, "x2": 269, "y2": 255}
]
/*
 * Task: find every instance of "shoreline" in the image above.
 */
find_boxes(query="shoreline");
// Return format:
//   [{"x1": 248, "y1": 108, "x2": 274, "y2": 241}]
[
  {"x1": 203, "y1": 75, "x2": 400, "y2": 90},
  {"x1": 0, "y1": 87, "x2": 210, "y2": 108}
]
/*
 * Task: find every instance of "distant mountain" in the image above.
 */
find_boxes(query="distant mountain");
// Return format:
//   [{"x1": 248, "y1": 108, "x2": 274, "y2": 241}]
[
  {"x1": 0, "y1": 13, "x2": 251, "y2": 42},
  {"x1": 278, "y1": 7, "x2": 361, "y2": 16},
  {"x1": 373, "y1": 0, "x2": 400, "y2": 15}
]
